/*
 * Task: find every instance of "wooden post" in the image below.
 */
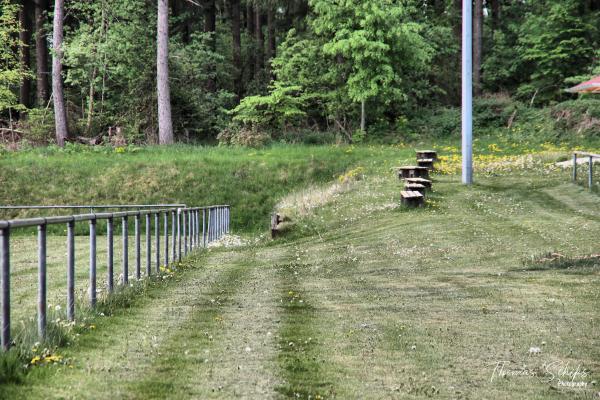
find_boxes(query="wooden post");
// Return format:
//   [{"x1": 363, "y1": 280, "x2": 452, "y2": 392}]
[
  {"x1": 573, "y1": 153, "x2": 577, "y2": 182},
  {"x1": 589, "y1": 156, "x2": 593, "y2": 190}
]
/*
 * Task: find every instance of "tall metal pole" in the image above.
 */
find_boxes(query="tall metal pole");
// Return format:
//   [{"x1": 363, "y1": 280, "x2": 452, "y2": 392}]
[{"x1": 462, "y1": 0, "x2": 473, "y2": 185}]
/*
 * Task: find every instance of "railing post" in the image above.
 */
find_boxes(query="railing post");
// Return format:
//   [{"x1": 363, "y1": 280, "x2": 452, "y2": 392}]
[
  {"x1": 216, "y1": 208, "x2": 220, "y2": 240},
  {"x1": 135, "y1": 214, "x2": 141, "y2": 280},
  {"x1": 171, "y1": 210, "x2": 176, "y2": 264},
  {"x1": 38, "y1": 224, "x2": 46, "y2": 340},
  {"x1": 183, "y1": 210, "x2": 188, "y2": 256},
  {"x1": 89, "y1": 218, "x2": 97, "y2": 307},
  {"x1": 187, "y1": 210, "x2": 192, "y2": 252},
  {"x1": 107, "y1": 217, "x2": 114, "y2": 293},
  {"x1": 145, "y1": 214, "x2": 151, "y2": 276},
  {"x1": 589, "y1": 156, "x2": 593, "y2": 190},
  {"x1": 194, "y1": 210, "x2": 198, "y2": 248},
  {"x1": 220, "y1": 207, "x2": 224, "y2": 238},
  {"x1": 177, "y1": 209, "x2": 182, "y2": 261},
  {"x1": 208, "y1": 208, "x2": 212, "y2": 243},
  {"x1": 67, "y1": 220, "x2": 75, "y2": 321},
  {"x1": 122, "y1": 216, "x2": 128, "y2": 285},
  {"x1": 573, "y1": 153, "x2": 577, "y2": 182},
  {"x1": 155, "y1": 212, "x2": 160, "y2": 272},
  {"x1": 202, "y1": 209, "x2": 207, "y2": 247},
  {"x1": 164, "y1": 212, "x2": 169, "y2": 267},
  {"x1": 1, "y1": 227, "x2": 10, "y2": 350},
  {"x1": 190, "y1": 210, "x2": 195, "y2": 250}
]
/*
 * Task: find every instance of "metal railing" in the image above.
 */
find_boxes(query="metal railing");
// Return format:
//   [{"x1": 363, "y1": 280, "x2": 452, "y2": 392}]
[
  {"x1": 572, "y1": 151, "x2": 600, "y2": 190},
  {"x1": 0, "y1": 204, "x2": 230, "y2": 350}
]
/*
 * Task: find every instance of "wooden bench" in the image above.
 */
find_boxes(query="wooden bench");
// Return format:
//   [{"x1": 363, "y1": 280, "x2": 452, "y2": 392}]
[
  {"x1": 404, "y1": 183, "x2": 426, "y2": 194},
  {"x1": 401, "y1": 190, "x2": 424, "y2": 207},
  {"x1": 416, "y1": 158, "x2": 435, "y2": 170},
  {"x1": 416, "y1": 150, "x2": 438, "y2": 161},
  {"x1": 405, "y1": 177, "x2": 432, "y2": 189},
  {"x1": 397, "y1": 166, "x2": 429, "y2": 179}
]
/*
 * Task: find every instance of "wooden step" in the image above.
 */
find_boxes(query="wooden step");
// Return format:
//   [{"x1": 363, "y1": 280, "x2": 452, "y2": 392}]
[
  {"x1": 397, "y1": 166, "x2": 430, "y2": 179},
  {"x1": 417, "y1": 158, "x2": 435, "y2": 170},
  {"x1": 404, "y1": 183, "x2": 426, "y2": 194},
  {"x1": 416, "y1": 150, "x2": 438, "y2": 161},
  {"x1": 401, "y1": 190, "x2": 424, "y2": 207},
  {"x1": 405, "y1": 177, "x2": 432, "y2": 188}
]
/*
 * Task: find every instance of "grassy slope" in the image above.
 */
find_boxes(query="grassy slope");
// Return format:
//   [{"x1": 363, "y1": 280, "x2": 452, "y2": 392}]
[
  {"x1": 1, "y1": 147, "x2": 599, "y2": 399},
  {"x1": 0, "y1": 145, "x2": 406, "y2": 232}
]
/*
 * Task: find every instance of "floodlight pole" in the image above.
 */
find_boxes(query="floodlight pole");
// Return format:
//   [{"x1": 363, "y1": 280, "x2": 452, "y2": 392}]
[{"x1": 462, "y1": 0, "x2": 473, "y2": 184}]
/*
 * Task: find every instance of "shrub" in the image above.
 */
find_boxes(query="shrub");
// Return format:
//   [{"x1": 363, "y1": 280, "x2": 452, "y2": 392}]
[
  {"x1": 20, "y1": 108, "x2": 55, "y2": 144},
  {"x1": 278, "y1": 130, "x2": 337, "y2": 145},
  {"x1": 217, "y1": 126, "x2": 271, "y2": 148},
  {"x1": 231, "y1": 83, "x2": 307, "y2": 130}
]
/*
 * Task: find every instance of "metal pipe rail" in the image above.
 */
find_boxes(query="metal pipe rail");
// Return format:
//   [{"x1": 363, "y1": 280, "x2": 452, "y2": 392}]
[
  {"x1": 0, "y1": 204, "x2": 187, "y2": 211},
  {"x1": 0, "y1": 204, "x2": 230, "y2": 350},
  {"x1": 572, "y1": 152, "x2": 600, "y2": 190}
]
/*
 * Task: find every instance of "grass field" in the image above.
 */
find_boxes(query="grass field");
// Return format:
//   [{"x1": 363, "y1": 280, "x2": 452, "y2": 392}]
[{"x1": 0, "y1": 143, "x2": 598, "y2": 399}]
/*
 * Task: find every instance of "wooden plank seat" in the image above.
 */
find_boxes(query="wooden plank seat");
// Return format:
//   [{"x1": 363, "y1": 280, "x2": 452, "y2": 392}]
[
  {"x1": 397, "y1": 166, "x2": 429, "y2": 179},
  {"x1": 404, "y1": 183, "x2": 426, "y2": 194},
  {"x1": 416, "y1": 150, "x2": 438, "y2": 161},
  {"x1": 417, "y1": 158, "x2": 435, "y2": 170},
  {"x1": 405, "y1": 177, "x2": 432, "y2": 188},
  {"x1": 401, "y1": 190, "x2": 424, "y2": 207}
]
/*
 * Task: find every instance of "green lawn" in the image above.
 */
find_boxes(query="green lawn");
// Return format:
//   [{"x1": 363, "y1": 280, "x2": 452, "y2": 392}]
[{"x1": 0, "y1": 144, "x2": 598, "y2": 399}]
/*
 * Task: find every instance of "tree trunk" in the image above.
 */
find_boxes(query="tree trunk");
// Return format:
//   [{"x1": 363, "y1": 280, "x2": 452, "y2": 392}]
[
  {"x1": 204, "y1": 0, "x2": 216, "y2": 48},
  {"x1": 52, "y1": 0, "x2": 68, "y2": 146},
  {"x1": 266, "y1": 1, "x2": 276, "y2": 75},
  {"x1": 473, "y1": 0, "x2": 483, "y2": 96},
  {"x1": 19, "y1": 0, "x2": 32, "y2": 109},
  {"x1": 34, "y1": 0, "x2": 50, "y2": 105},
  {"x1": 204, "y1": 0, "x2": 217, "y2": 92},
  {"x1": 254, "y1": 4, "x2": 264, "y2": 81},
  {"x1": 360, "y1": 100, "x2": 366, "y2": 132},
  {"x1": 453, "y1": 0, "x2": 461, "y2": 39},
  {"x1": 157, "y1": 0, "x2": 174, "y2": 145},
  {"x1": 230, "y1": 0, "x2": 242, "y2": 97},
  {"x1": 246, "y1": 1, "x2": 255, "y2": 80},
  {"x1": 490, "y1": 0, "x2": 500, "y2": 33}
]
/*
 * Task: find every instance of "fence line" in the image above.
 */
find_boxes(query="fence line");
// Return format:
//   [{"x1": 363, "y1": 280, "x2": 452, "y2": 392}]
[
  {"x1": 0, "y1": 205, "x2": 230, "y2": 351},
  {"x1": 572, "y1": 151, "x2": 599, "y2": 190}
]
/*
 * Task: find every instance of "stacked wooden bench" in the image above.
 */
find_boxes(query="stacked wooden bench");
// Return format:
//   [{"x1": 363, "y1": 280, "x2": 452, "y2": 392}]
[{"x1": 397, "y1": 150, "x2": 437, "y2": 207}]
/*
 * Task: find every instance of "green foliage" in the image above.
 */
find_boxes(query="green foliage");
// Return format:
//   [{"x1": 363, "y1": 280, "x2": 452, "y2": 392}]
[
  {"x1": 311, "y1": 0, "x2": 431, "y2": 103},
  {"x1": 217, "y1": 126, "x2": 272, "y2": 148},
  {"x1": 517, "y1": 0, "x2": 597, "y2": 103},
  {"x1": 170, "y1": 32, "x2": 237, "y2": 140},
  {"x1": 20, "y1": 108, "x2": 55, "y2": 144},
  {"x1": 0, "y1": 0, "x2": 31, "y2": 115},
  {"x1": 63, "y1": 1, "x2": 157, "y2": 138},
  {"x1": 231, "y1": 83, "x2": 307, "y2": 129},
  {"x1": 261, "y1": 0, "x2": 432, "y2": 137}
]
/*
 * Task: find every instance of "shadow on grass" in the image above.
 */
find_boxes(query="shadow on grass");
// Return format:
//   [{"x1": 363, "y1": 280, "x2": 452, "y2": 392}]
[{"x1": 521, "y1": 252, "x2": 600, "y2": 274}]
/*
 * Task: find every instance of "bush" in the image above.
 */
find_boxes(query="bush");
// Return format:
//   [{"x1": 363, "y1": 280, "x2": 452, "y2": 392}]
[
  {"x1": 551, "y1": 99, "x2": 600, "y2": 138},
  {"x1": 278, "y1": 129, "x2": 337, "y2": 145},
  {"x1": 20, "y1": 108, "x2": 55, "y2": 144},
  {"x1": 217, "y1": 126, "x2": 271, "y2": 148}
]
